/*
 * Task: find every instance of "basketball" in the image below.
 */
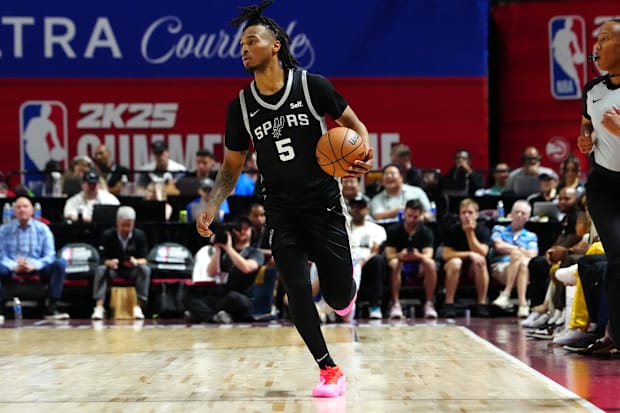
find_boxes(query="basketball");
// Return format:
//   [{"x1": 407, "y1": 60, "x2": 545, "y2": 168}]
[{"x1": 315, "y1": 127, "x2": 367, "y2": 177}]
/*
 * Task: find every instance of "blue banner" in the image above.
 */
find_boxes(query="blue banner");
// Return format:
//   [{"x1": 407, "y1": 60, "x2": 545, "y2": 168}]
[{"x1": 0, "y1": 0, "x2": 488, "y2": 78}]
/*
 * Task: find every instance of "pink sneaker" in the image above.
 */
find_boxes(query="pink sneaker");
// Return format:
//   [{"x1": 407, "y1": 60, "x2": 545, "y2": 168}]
[
  {"x1": 334, "y1": 290, "x2": 357, "y2": 317},
  {"x1": 312, "y1": 365, "x2": 346, "y2": 397}
]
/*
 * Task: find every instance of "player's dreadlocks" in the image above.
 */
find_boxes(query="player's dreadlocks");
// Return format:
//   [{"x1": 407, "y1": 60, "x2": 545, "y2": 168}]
[{"x1": 231, "y1": 0, "x2": 299, "y2": 70}]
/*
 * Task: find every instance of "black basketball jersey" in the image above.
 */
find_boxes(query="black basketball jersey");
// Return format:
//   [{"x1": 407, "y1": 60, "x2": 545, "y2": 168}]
[{"x1": 229, "y1": 69, "x2": 346, "y2": 209}]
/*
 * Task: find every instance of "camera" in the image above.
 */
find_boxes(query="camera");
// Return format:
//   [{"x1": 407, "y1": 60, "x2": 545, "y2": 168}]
[
  {"x1": 213, "y1": 223, "x2": 237, "y2": 244},
  {"x1": 214, "y1": 229, "x2": 229, "y2": 245}
]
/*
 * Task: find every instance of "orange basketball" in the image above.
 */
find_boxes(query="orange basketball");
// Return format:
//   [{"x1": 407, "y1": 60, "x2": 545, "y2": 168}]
[{"x1": 315, "y1": 127, "x2": 367, "y2": 177}]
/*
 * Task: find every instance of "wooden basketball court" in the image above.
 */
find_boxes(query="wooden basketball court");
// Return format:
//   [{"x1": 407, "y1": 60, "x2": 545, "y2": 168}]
[{"x1": 0, "y1": 320, "x2": 603, "y2": 412}]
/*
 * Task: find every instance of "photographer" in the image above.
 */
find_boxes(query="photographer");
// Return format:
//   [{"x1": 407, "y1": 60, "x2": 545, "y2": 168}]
[{"x1": 186, "y1": 216, "x2": 265, "y2": 323}]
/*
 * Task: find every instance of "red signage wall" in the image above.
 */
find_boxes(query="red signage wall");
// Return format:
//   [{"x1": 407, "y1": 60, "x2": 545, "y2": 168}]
[
  {"x1": 493, "y1": 0, "x2": 620, "y2": 172},
  {"x1": 0, "y1": 77, "x2": 488, "y2": 187}
]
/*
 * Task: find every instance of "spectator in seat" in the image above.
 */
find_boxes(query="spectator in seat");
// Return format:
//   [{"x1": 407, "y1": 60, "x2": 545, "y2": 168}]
[
  {"x1": 348, "y1": 194, "x2": 388, "y2": 319},
  {"x1": 194, "y1": 148, "x2": 218, "y2": 180},
  {"x1": 390, "y1": 143, "x2": 423, "y2": 187},
  {"x1": 0, "y1": 195, "x2": 68, "y2": 321},
  {"x1": 504, "y1": 146, "x2": 557, "y2": 197},
  {"x1": 63, "y1": 169, "x2": 120, "y2": 223},
  {"x1": 185, "y1": 216, "x2": 266, "y2": 323},
  {"x1": 383, "y1": 199, "x2": 437, "y2": 319},
  {"x1": 136, "y1": 140, "x2": 186, "y2": 196},
  {"x1": 143, "y1": 182, "x2": 173, "y2": 221},
  {"x1": 92, "y1": 144, "x2": 130, "y2": 196},
  {"x1": 475, "y1": 162, "x2": 510, "y2": 196},
  {"x1": 443, "y1": 148, "x2": 485, "y2": 196},
  {"x1": 248, "y1": 202, "x2": 267, "y2": 249},
  {"x1": 62, "y1": 155, "x2": 100, "y2": 197},
  {"x1": 557, "y1": 154, "x2": 585, "y2": 197},
  {"x1": 369, "y1": 164, "x2": 431, "y2": 222},
  {"x1": 234, "y1": 151, "x2": 258, "y2": 196},
  {"x1": 527, "y1": 170, "x2": 559, "y2": 207},
  {"x1": 176, "y1": 148, "x2": 218, "y2": 196},
  {"x1": 490, "y1": 200, "x2": 539, "y2": 318},
  {"x1": 341, "y1": 176, "x2": 364, "y2": 208},
  {"x1": 525, "y1": 187, "x2": 582, "y2": 322},
  {"x1": 441, "y1": 198, "x2": 491, "y2": 318},
  {"x1": 91, "y1": 206, "x2": 150, "y2": 320},
  {"x1": 186, "y1": 178, "x2": 230, "y2": 223}
]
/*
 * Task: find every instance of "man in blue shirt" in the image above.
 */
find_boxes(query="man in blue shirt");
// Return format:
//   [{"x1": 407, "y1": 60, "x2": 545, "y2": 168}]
[
  {"x1": 490, "y1": 199, "x2": 539, "y2": 318},
  {"x1": 0, "y1": 196, "x2": 68, "y2": 320}
]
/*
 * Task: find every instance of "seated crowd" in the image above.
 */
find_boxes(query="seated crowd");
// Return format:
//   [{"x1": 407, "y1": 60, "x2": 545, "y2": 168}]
[{"x1": 0, "y1": 141, "x2": 611, "y2": 355}]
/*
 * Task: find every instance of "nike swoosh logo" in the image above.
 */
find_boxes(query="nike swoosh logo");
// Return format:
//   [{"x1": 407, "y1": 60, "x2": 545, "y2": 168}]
[
  {"x1": 593, "y1": 98, "x2": 603, "y2": 103},
  {"x1": 250, "y1": 109, "x2": 260, "y2": 117}
]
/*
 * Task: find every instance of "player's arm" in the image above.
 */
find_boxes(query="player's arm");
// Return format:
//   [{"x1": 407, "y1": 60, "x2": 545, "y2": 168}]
[
  {"x1": 335, "y1": 107, "x2": 374, "y2": 176},
  {"x1": 308, "y1": 73, "x2": 374, "y2": 175},
  {"x1": 196, "y1": 149, "x2": 246, "y2": 237},
  {"x1": 197, "y1": 97, "x2": 250, "y2": 237}
]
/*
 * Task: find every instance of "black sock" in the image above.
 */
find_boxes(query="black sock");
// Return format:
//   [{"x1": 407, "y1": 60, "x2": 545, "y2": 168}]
[{"x1": 316, "y1": 353, "x2": 336, "y2": 370}]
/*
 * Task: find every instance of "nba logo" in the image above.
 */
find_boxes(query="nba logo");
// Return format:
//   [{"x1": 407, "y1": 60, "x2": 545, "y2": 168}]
[
  {"x1": 19, "y1": 101, "x2": 68, "y2": 191},
  {"x1": 549, "y1": 16, "x2": 587, "y2": 100},
  {"x1": 156, "y1": 245, "x2": 169, "y2": 262}
]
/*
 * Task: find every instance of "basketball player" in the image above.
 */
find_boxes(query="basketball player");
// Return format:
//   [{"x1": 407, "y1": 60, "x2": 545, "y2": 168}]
[
  {"x1": 577, "y1": 19, "x2": 620, "y2": 349},
  {"x1": 196, "y1": 1, "x2": 373, "y2": 398}
]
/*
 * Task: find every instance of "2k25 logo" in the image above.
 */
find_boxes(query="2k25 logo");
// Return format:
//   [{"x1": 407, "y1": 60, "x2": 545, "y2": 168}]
[
  {"x1": 549, "y1": 16, "x2": 587, "y2": 100},
  {"x1": 19, "y1": 101, "x2": 68, "y2": 180}
]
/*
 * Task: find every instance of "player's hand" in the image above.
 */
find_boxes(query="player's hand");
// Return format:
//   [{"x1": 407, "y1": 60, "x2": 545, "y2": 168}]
[
  {"x1": 601, "y1": 104, "x2": 620, "y2": 137},
  {"x1": 577, "y1": 130, "x2": 594, "y2": 154},
  {"x1": 196, "y1": 206, "x2": 216, "y2": 238},
  {"x1": 345, "y1": 147, "x2": 374, "y2": 178}
]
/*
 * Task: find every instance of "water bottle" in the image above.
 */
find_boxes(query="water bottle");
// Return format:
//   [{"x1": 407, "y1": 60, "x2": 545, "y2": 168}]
[
  {"x1": 179, "y1": 210, "x2": 188, "y2": 223},
  {"x1": 13, "y1": 297, "x2": 22, "y2": 321},
  {"x1": 496, "y1": 200, "x2": 505, "y2": 220},
  {"x1": 2, "y1": 202, "x2": 11, "y2": 224},
  {"x1": 120, "y1": 174, "x2": 129, "y2": 196},
  {"x1": 429, "y1": 201, "x2": 437, "y2": 222},
  {"x1": 51, "y1": 171, "x2": 62, "y2": 197},
  {"x1": 34, "y1": 202, "x2": 42, "y2": 219}
]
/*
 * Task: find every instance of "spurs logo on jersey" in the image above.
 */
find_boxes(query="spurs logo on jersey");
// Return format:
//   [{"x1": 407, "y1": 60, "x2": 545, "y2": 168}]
[
  {"x1": 252, "y1": 113, "x2": 310, "y2": 140},
  {"x1": 273, "y1": 116, "x2": 284, "y2": 140}
]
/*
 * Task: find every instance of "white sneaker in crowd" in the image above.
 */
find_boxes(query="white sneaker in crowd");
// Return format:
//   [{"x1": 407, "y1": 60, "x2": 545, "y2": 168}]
[
  {"x1": 547, "y1": 309, "x2": 563, "y2": 326},
  {"x1": 492, "y1": 293, "x2": 512, "y2": 310},
  {"x1": 521, "y1": 311, "x2": 549, "y2": 328},
  {"x1": 553, "y1": 328, "x2": 586, "y2": 346},
  {"x1": 368, "y1": 305, "x2": 382, "y2": 319},
  {"x1": 389, "y1": 302, "x2": 403, "y2": 319},
  {"x1": 91, "y1": 305, "x2": 105, "y2": 320},
  {"x1": 132, "y1": 306, "x2": 145, "y2": 320},
  {"x1": 423, "y1": 301, "x2": 438, "y2": 319},
  {"x1": 517, "y1": 305, "x2": 530, "y2": 318}
]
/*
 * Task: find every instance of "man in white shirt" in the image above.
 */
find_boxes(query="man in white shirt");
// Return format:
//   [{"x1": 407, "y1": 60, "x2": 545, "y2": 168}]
[
  {"x1": 136, "y1": 140, "x2": 187, "y2": 196},
  {"x1": 349, "y1": 194, "x2": 388, "y2": 319},
  {"x1": 63, "y1": 169, "x2": 120, "y2": 222},
  {"x1": 369, "y1": 164, "x2": 431, "y2": 222}
]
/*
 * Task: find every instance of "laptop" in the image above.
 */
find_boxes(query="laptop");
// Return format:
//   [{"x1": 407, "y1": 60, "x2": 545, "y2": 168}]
[
  {"x1": 512, "y1": 175, "x2": 542, "y2": 197},
  {"x1": 91, "y1": 204, "x2": 120, "y2": 227},
  {"x1": 176, "y1": 176, "x2": 202, "y2": 196},
  {"x1": 532, "y1": 201, "x2": 563, "y2": 222},
  {"x1": 121, "y1": 199, "x2": 167, "y2": 222}
]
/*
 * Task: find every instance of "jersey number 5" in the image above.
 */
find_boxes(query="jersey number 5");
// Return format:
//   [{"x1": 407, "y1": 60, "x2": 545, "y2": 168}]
[{"x1": 275, "y1": 138, "x2": 295, "y2": 162}]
